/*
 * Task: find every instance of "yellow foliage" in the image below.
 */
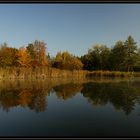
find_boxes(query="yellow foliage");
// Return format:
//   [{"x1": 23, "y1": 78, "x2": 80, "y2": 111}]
[{"x1": 16, "y1": 47, "x2": 31, "y2": 67}]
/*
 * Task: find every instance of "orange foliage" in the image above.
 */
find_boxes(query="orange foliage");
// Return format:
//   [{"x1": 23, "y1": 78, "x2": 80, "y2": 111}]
[{"x1": 16, "y1": 47, "x2": 31, "y2": 67}]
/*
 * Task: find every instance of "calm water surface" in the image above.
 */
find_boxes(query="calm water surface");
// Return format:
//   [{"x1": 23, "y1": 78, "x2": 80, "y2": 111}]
[{"x1": 0, "y1": 78, "x2": 140, "y2": 137}]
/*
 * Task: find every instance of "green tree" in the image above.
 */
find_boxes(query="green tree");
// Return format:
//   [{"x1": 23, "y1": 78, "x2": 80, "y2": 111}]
[
  {"x1": 88, "y1": 45, "x2": 101, "y2": 70},
  {"x1": 133, "y1": 48, "x2": 140, "y2": 71},
  {"x1": 81, "y1": 53, "x2": 94, "y2": 71},
  {"x1": 81, "y1": 44, "x2": 110, "y2": 71},
  {"x1": 26, "y1": 43, "x2": 37, "y2": 59},
  {"x1": 99, "y1": 45, "x2": 110, "y2": 70},
  {"x1": 109, "y1": 41, "x2": 126, "y2": 71},
  {"x1": 124, "y1": 36, "x2": 138, "y2": 71}
]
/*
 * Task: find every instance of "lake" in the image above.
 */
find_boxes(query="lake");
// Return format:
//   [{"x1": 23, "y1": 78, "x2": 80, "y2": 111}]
[{"x1": 0, "y1": 77, "x2": 140, "y2": 137}]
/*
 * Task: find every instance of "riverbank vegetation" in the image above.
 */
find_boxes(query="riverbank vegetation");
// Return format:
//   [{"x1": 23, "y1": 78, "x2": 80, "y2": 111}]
[{"x1": 0, "y1": 35, "x2": 140, "y2": 79}]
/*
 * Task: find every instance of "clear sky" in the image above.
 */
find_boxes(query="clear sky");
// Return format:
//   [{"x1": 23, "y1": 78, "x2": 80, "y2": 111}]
[{"x1": 0, "y1": 4, "x2": 140, "y2": 57}]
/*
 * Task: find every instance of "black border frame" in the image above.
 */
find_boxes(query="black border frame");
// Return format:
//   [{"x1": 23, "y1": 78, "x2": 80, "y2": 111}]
[{"x1": 0, "y1": 1, "x2": 140, "y2": 140}]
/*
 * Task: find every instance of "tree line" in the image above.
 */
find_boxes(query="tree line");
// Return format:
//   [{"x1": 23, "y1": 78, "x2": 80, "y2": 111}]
[
  {"x1": 81, "y1": 35, "x2": 140, "y2": 72},
  {"x1": 0, "y1": 35, "x2": 140, "y2": 72}
]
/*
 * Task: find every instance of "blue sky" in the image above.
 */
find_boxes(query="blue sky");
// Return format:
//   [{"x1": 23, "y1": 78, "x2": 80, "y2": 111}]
[{"x1": 0, "y1": 4, "x2": 140, "y2": 57}]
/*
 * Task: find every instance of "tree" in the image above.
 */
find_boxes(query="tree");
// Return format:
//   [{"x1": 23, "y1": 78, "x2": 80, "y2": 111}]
[
  {"x1": 16, "y1": 47, "x2": 32, "y2": 67},
  {"x1": 99, "y1": 45, "x2": 110, "y2": 70},
  {"x1": 124, "y1": 36, "x2": 138, "y2": 71},
  {"x1": 81, "y1": 44, "x2": 110, "y2": 71},
  {"x1": 52, "y1": 51, "x2": 83, "y2": 70},
  {"x1": 109, "y1": 41, "x2": 126, "y2": 71},
  {"x1": 46, "y1": 53, "x2": 51, "y2": 67},
  {"x1": 88, "y1": 45, "x2": 101, "y2": 70},
  {"x1": 133, "y1": 48, "x2": 140, "y2": 71},
  {"x1": 26, "y1": 43, "x2": 37, "y2": 60},
  {"x1": 26, "y1": 40, "x2": 48, "y2": 67},
  {"x1": 33, "y1": 40, "x2": 48, "y2": 66},
  {"x1": 26, "y1": 43, "x2": 38, "y2": 67},
  {"x1": 0, "y1": 43, "x2": 18, "y2": 67},
  {"x1": 81, "y1": 53, "x2": 94, "y2": 71}
]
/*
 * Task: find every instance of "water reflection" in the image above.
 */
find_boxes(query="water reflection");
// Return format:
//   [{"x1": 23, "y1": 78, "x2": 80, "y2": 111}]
[
  {"x1": 81, "y1": 82, "x2": 139, "y2": 115},
  {"x1": 53, "y1": 83, "x2": 83, "y2": 100},
  {"x1": 0, "y1": 88, "x2": 48, "y2": 112},
  {"x1": 0, "y1": 78, "x2": 140, "y2": 115}
]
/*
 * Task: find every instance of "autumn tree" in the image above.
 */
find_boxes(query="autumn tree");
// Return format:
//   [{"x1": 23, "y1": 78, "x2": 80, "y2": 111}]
[
  {"x1": 26, "y1": 40, "x2": 48, "y2": 67},
  {"x1": 26, "y1": 43, "x2": 38, "y2": 67},
  {"x1": 16, "y1": 47, "x2": 32, "y2": 67},
  {"x1": 0, "y1": 43, "x2": 18, "y2": 67},
  {"x1": 33, "y1": 40, "x2": 48, "y2": 66},
  {"x1": 52, "y1": 51, "x2": 83, "y2": 70}
]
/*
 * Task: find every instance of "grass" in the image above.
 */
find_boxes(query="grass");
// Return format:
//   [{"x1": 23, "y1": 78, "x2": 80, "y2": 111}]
[
  {"x1": 86, "y1": 70, "x2": 133, "y2": 78},
  {"x1": 0, "y1": 67, "x2": 137, "y2": 80},
  {"x1": 0, "y1": 67, "x2": 88, "y2": 80}
]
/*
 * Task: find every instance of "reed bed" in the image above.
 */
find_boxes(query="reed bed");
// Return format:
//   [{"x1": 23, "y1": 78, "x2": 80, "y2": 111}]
[
  {"x1": 0, "y1": 67, "x2": 89, "y2": 80},
  {"x1": 86, "y1": 70, "x2": 132, "y2": 78},
  {"x1": 0, "y1": 67, "x2": 136, "y2": 80}
]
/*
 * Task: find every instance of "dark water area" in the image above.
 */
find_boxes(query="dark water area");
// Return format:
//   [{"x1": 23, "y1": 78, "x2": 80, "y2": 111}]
[{"x1": 0, "y1": 78, "x2": 140, "y2": 137}]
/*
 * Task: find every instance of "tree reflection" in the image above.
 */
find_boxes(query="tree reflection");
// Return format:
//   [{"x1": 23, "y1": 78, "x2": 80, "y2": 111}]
[
  {"x1": 53, "y1": 83, "x2": 83, "y2": 100},
  {"x1": 81, "y1": 81, "x2": 140, "y2": 115},
  {"x1": 0, "y1": 86, "x2": 49, "y2": 112},
  {"x1": 53, "y1": 79, "x2": 140, "y2": 115},
  {"x1": 0, "y1": 79, "x2": 140, "y2": 115},
  {"x1": 28, "y1": 89, "x2": 47, "y2": 112},
  {"x1": 0, "y1": 89, "x2": 20, "y2": 112}
]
